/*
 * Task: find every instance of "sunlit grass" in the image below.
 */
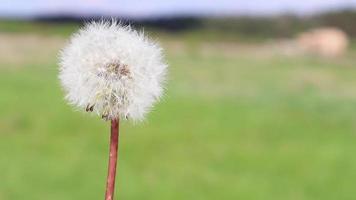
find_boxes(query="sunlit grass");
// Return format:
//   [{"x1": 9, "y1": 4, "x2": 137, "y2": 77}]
[{"x1": 0, "y1": 22, "x2": 356, "y2": 200}]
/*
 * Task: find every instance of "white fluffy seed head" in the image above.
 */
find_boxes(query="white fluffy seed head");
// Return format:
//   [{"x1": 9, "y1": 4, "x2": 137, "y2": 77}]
[{"x1": 59, "y1": 20, "x2": 167, "y2": 121}]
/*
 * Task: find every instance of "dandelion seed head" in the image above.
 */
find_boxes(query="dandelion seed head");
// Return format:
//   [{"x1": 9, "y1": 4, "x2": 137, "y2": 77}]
[{"x1": 59, "y1": 20, "x2": 167, "y2": 121}]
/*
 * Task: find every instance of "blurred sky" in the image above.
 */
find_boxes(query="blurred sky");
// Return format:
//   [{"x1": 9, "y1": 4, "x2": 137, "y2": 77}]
[{"x1": 1, "y1": 0, "x2": 356, "y2": 18}]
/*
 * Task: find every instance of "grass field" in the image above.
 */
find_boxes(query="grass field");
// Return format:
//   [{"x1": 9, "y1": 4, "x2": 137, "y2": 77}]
[{"x1": 1, "y1": 22, "x2": 356, "y2": 200}]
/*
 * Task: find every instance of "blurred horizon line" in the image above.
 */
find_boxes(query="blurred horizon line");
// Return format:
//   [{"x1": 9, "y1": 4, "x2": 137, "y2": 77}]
[
  {"x1": 1, "y1": 7, "x2": 356, "y2": 21},
  {"x1": 1, "y1": 0, "x2": 356, "y2": 20}
]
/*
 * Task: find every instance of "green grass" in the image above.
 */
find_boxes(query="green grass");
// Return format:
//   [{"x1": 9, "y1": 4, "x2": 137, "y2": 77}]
[
  {"x1": 1, "y1": 22, "x2": 356, "y2": 200},
  {"x1": 0, "y1": 20, "x2": 79, "y2": 36}
]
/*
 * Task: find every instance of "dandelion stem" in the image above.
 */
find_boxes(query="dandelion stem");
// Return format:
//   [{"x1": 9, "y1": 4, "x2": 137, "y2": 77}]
[{"x1": 105, "y1": 119, "x2": 119, "y2": 200}]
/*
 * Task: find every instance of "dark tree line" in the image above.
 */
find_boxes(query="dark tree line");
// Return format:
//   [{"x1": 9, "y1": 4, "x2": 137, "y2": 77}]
[{"x1": 34, "y1": 9, "x2": 356, "y2": 37}]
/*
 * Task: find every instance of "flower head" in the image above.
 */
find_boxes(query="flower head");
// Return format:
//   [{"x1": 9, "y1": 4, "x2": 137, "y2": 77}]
[{"x1": 59, "y1": 21, "x2": 167, "y2": 121}]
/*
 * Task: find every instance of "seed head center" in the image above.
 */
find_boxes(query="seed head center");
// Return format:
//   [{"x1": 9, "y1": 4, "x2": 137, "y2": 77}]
[
  {"x1": 106, "y1": 62, "x2": 130, "y2": 78},
  {"x1": 97, "y1": 61, "x2": 131, "y2": 80}
]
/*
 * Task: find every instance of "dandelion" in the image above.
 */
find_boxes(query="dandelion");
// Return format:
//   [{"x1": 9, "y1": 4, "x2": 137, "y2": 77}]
[{"x1": 58, "y1": 20, "x2": 167, "y2": 200}]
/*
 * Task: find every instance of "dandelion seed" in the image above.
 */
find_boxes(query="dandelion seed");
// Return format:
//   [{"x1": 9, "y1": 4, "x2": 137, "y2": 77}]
[{"x1": 59, "y1": 20, "x2": 167, "y2": 122}]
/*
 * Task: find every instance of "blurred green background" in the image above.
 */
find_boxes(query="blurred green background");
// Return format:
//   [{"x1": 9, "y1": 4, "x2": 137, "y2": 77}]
[{"x1": 1, "y1": 11, "x2": 356, "y2": 200}]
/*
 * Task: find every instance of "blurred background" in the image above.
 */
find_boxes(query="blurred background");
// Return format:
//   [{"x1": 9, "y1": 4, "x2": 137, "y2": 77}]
[{"x1": 1, "y1": 0, "x2": 356, "y2": 199}]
